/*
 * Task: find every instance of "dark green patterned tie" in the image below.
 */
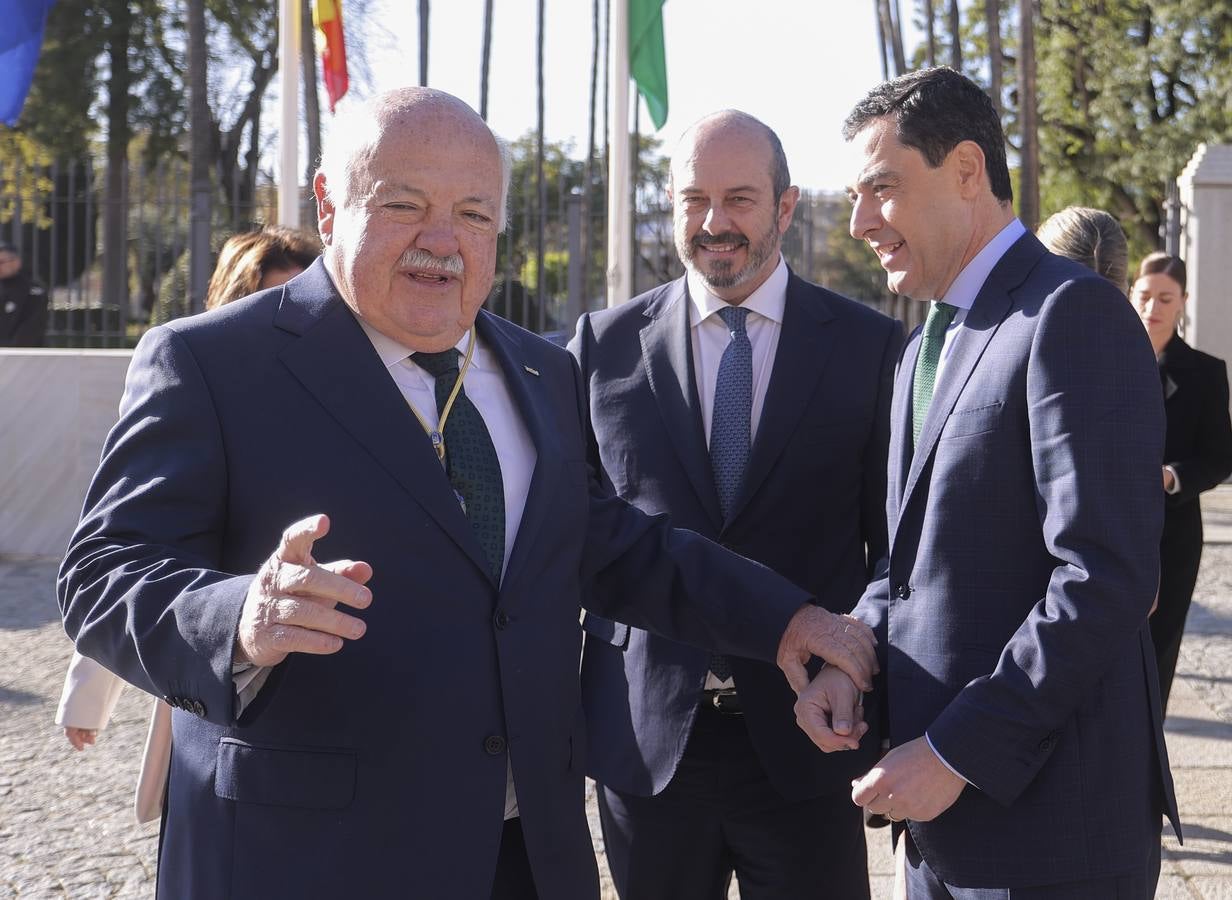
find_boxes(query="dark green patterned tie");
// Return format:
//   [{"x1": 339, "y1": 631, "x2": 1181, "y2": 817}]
[
  {"x1": 412, "y1": 349, "x2": 506, "y2": 583},
  {"x1": 912, "y1": 301, "x2": 959, "y2": 446}
]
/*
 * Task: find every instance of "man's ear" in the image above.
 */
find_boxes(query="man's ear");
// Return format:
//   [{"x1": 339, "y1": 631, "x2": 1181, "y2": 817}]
[
  {"x1": 313, "y1": 171, "x2": 336, "y2": 245},
  {"x1": 777, "y1": 185, "x2": 801, "y2": 234},
  {"x1": 951, "y1": 140, "x2": 987, "y2": 200}
]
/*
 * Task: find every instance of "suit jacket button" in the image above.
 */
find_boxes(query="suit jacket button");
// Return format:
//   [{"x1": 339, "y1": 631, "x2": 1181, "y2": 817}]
[
  {"x1": 894, "y1": 584, "x2": 911, "y2": 600},
  {"x1": 494, "y1": 609, "x2": 510, "y2": 630},
  {"x1": 1038, "y1": 737, "x2": 1053, "y2": 751},
  {"x1": 192, "y1": 700, "x2": 206, "y2": 717},
  {"x1": 484, "y1": 735, "x2": 506, "y2": 755}
]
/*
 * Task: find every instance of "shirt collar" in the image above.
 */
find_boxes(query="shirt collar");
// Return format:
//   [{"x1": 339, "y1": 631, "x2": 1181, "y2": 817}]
[
  {"x1": 939, "y1": 218, "x2": 1026, "y2": 311},
  {"x1": 687, "y1": 255, "x2": 789, "y2": 328},
  {"x1": 353, "y1": 310, "x2": 484, "y2": 371}
]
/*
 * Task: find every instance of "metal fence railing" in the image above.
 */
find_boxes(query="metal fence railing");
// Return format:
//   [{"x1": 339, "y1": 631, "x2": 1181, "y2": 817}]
[{"x1": 1, "y1": 155, "x2": 908, "y2": 348}]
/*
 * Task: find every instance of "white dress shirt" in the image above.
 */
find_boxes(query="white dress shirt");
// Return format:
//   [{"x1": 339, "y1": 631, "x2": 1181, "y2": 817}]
[
  {"x1": 922, "y1": 217, "x2": 1026, "y2": 787},
  {"x1": 933, "y1": 218, "x2": 1027, "y2": 384},
  {"x1": 241, "y1": 310, "x2": 536, "y2": 819},
  {"x1": 687, "y1": 256, "x2": 788, "y2": 688}
]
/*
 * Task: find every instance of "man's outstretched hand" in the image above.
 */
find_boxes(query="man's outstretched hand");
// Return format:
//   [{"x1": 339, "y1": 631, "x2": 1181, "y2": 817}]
[
  {"x1": 777, "y1": 605, "x2": 878, "y2": 694},
  {"x1": 235, "y1": 514, "x2": 374, "y2": 668}
]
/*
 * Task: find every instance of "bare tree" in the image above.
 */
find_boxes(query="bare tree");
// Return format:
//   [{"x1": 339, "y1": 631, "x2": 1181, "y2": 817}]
[
  {"x1": 948, "y1": 0, "x2": 962, "y2": 70},
  {"x1": 188, "y1": 0, "x2": 211, "y2": 314},
  {"x1": 984, "y1": 0, "x2": 1002, "y2": 117},
  {"x1": 535, "y1": 0, "x2": 546, "y2": 330},
  {"x1": 1017, "y1": 0, "x2": 1039, "y2": 229},
  {"x1": 300, "y1": 0, "x2": 321, "y2": 224},
  {"x1": 479, "y1": 0, "x2": 494, "y2": 119},
  {"x1": 582, "y1": 0, "x2": 601, "y2": 308},
  {"x1": 888, "y1": 0, "x2": 907, "y2": 74},
  {"x1": 418, "y1": 0, "x2": 429, "y2": 86},
  {"x1": 923, "y1": 0, "x2": 936, "y2": 67},
  {"x1": 874, "y1": 0, "x2": 889, "y2": 79},
  {"x1": 877, "y1": 0, "x2": 906, "y2": 76},
  {"x1": 102, "y1": 0, "x2": 131, "y2": 315}
]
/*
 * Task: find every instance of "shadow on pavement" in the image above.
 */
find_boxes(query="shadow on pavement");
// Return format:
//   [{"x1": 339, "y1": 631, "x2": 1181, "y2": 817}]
[
  {"x1": 0, "y1": 559, "x2": 62, "y2": 631},
  {"x1": 0, "y1": 685, "x2": 44, "y2": 707},
  {"x1": 1164, "y1": 715, "x2": 1232, "y2": 740}
]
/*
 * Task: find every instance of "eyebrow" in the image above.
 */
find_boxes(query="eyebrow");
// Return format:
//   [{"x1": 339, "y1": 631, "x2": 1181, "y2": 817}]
[
  {"x1": 850, "y1": 168, "x2": 897, "y2": 193},
  {"x1": 678, "y1": 184, "x2": 764, "y2": 195}
]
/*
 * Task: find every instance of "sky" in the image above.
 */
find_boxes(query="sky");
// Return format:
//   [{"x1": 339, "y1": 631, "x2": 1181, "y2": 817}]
[{"x1": 328, "y1": 0, "x2": 923, "y2": 193}]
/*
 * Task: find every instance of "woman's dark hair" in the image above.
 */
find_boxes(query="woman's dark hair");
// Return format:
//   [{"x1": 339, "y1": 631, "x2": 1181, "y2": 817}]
[{"x1": 1137, "y1": 252, "x2": 1187, "y2": 293}]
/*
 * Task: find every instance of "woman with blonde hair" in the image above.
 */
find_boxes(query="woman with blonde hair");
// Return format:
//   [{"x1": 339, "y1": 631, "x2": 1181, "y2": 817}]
[{"x1": 1037, "y1": 206, "x2": 1129, "y2": 294}]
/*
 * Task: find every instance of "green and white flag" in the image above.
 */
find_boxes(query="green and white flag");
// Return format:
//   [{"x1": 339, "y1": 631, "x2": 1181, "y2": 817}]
[{"x1": 629, "y1": 0, "x2": 668, "y2": 130}]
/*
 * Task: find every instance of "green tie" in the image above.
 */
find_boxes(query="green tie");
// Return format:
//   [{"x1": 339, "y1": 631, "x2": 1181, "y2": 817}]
[
  {"x1": 912, "y1": 301, "x2": 959, "y2": 446},
  {"x1": 412, "y1": 349, "x2": 506, "y2": 583}
]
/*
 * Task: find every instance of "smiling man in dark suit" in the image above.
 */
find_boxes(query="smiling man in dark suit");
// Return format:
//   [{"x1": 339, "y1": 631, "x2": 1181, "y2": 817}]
[
  {"x1": 57, "y1": 88, "x2": 880, "y2": 900},
  {"x1": 570, "y1": 110, "x2": 902, "y2": 900},
  {"x1": 797, "y1": 67, "x2": 1181, "y2": 898}
]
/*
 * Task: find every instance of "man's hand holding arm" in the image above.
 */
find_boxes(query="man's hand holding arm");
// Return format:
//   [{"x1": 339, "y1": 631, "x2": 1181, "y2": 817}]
[{"x1": 777, "y1": 605, "x2": 878, "y2": 694}]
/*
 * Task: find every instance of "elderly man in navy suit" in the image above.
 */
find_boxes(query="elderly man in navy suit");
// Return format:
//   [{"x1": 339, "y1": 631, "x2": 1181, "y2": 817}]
[
  {"x1": 570, "y1": 110, "x2": 901, "y2": 899},
  {"x1": 57, "y1": 87, "x2": 880, "y2": 900},
  {"x1": 797, "y1": 67, "x2": 1181, "y2": 898}
]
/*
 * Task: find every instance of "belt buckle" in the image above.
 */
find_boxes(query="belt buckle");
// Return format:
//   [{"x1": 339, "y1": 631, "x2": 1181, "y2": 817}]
[{"x1": 708, "y1": 688, "x2": 741, "y2": 716}]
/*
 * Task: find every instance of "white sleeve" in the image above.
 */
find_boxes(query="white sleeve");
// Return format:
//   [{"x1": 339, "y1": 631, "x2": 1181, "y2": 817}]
[{"x1": 55, "y1": 651, "x2": 126, "y2": 730}]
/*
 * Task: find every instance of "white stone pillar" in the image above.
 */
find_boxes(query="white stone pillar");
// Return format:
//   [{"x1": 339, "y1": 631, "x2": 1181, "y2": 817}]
[{"x1": 1178, "y1": 143, "x2": 1232, "y2": 361}]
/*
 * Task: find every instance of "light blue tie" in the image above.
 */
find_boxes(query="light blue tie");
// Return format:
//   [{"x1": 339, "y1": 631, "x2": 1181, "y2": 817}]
[{"x1": 708, "y1": 305, "x2": 751, "y2": 682}]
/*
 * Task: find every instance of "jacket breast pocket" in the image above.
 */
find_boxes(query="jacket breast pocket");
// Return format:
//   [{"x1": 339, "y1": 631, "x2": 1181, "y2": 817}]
[
  {"x1": 582, "y1": 611, "x2": 630, "y2": 649},
  {"x1": 214, "y1": 738, "x2": 356, "y2": 810},
  {"x1": 940, "y1": 400, "x2": 1004, "y2": 439}
]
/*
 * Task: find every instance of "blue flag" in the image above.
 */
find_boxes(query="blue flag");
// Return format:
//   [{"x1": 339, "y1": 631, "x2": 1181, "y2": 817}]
[{"x1": 0, "y1": 0, "x2": 58, "y2": 127}]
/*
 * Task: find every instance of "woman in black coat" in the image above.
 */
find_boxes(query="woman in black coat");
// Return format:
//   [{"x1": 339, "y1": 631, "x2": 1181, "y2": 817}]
[{"x1": 1131, "y1": 253, "x2": 1232, "y2": 711}]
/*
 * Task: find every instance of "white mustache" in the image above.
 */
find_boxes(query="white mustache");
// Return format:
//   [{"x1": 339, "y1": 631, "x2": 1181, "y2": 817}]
[{"x1": 398, "y1": 248, "x2": 464, "y2": 276}]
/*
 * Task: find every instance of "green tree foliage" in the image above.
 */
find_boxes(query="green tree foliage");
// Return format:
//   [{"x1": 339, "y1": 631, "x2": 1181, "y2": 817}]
[
  {"x1": 1035, "y1": 0, "x2": 1232, "y2": 258},
  {"x1": 906, "y1": 1, "x2": 1232, "y2": 262}
]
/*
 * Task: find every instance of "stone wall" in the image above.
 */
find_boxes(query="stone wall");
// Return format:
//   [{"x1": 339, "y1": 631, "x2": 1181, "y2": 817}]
[{"x1": 0, "y1": 350, "x2": 131, "y2": 558}]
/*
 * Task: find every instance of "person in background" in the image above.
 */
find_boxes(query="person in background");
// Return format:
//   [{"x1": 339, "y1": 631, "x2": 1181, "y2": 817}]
[
  {"x1": 0, "y1": 241, "x2": 49, "y2": 347},
  {"x1": 205, "y1": 225, "x2": 320, "y2": 310},
  {"x1": 1132, "y1": 252, "x2": 1232, "y2": 712},
  {"x1": 569, "y1": 110, "x2": 901, "y2": 900},
  {"x1": 1037, "y1": 206, "x2": 1129, "y2": 294}
]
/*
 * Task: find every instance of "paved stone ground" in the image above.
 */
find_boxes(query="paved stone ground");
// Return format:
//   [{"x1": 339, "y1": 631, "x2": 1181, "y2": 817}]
[{"x1": 3, "y1": 490, "x2": 1232, "y2": 898}]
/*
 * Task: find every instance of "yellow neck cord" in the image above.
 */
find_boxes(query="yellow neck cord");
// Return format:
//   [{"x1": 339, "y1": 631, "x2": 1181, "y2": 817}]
[{"x1": 408, "y1": 326, "x2": 478, "y2": 465}]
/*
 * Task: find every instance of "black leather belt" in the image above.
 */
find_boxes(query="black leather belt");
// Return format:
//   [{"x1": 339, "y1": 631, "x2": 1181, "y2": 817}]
[{"x1": 703, "y1": 688, "x2": 742, "y2": 715}]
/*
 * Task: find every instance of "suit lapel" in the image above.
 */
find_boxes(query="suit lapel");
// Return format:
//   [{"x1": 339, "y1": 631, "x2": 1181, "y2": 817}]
[
  {"x1": 638, "y1": 279, "x2": 724, "y2": 529},
  {"x1": 275, "y1": 262, "x2": 493, "y2": 582},
  {"x1": 476, "y1": 312, "x2": 560, "y2": 591},
  {"x1": 726, "y1": 274, "x2": 836, "y2": 524},
  {"x1": 899, "y1": 233, "x2": 1044, "y2": 520}
]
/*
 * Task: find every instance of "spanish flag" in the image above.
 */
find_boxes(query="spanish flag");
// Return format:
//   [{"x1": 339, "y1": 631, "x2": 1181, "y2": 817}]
[{"x1": 314, "y1": 0, "x2": 349, "y2": 113}]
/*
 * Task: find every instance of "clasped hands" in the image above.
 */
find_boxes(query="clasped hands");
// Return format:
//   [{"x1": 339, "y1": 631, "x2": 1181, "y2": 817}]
[{"x1": 787, "y1": 615, "x2": 966, "y2": 823}]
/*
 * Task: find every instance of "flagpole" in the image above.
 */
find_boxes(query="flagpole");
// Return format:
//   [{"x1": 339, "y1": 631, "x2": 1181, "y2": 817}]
[
  {"x1": 606, "y1": 0, "x2": 631, "y2": 308},
  {"x1": 278, "y1": 0, "x2": 301, "y2": 227}
]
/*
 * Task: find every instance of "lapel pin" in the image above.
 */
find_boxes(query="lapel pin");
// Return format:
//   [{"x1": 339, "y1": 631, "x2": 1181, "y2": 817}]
[{"x1": 523, "y1": 365, "x2": 540, "y2": 377}]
